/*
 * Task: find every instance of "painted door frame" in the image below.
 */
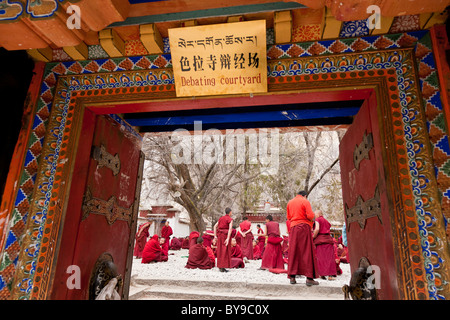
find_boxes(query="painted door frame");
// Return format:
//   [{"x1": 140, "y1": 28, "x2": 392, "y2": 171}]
[{"x1": 8, "y1": 45, "x2": 450, "y2": 300}]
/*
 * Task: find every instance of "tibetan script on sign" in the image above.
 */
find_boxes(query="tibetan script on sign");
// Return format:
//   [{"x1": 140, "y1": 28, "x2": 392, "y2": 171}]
[{"x1": 169, "y1": 20, "x2": 267, "y2": 97}]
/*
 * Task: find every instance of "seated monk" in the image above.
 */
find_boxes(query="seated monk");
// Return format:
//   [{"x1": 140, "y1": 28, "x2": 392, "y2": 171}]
[
  {"x1": 185, "y1": 232, "x2": 214, "y2": 270},
  {"x1": 142, "y1": 235, "x2": 168, "y2": 263},
  {"x1": 211, "y1": 238, "x2": 218, "y2": 257},
  {"x1": 160, "y1": 237, "x2": 169, "y2": 259},
  {"x1": 181, "y1": 236, "x2": 190, "y2": 249},
  {"x1": 252, "y1": 240, "x2": 262, "y2": 260},
  {"x1": 205, "y1": 245, "x2": 216, "y2": 267},
  {"x1": 230, "y1": 238, "x2": 245, "y2": 268},
  {"x1": 170, "y1": 237, "x2": 182, "y2": 250},
  {"x1": 202, "y1": 230, "x2": 214, "y2": 248}
]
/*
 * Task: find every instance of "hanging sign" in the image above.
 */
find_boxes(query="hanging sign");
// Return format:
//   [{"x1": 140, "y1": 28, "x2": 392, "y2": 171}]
[{"x1": 168, "y1": 20, "x2": 267, "y2": 97}]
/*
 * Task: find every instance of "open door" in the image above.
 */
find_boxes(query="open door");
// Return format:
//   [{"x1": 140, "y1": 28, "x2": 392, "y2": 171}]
[
  {"x1": 339, "y1": 92, "x2": 399, "y2": 300},
  {"x1": 50, "y1": 111, "x2": 144, "y2": 300}
]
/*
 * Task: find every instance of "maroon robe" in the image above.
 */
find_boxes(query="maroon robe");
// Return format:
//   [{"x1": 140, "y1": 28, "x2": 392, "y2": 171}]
[
  {"x1": 253, "y1": 243, "x2": 262, "y2": 260},
  {"x1": 170, "y1": 237, "x2": 182, "y2": 250},
  {"x1": 142, "y1": 235, "x2": 168, "y2": 263},
  {"x1": 239, "y1": 220, "x2": 253, "y2": 260},
  {"x1": 261, "y1": 221, "x2": 285, "y2": 270},
  {"x1": 216, "y1": 215, "x2": 232, "y2": 268},
  {"x1": 287, "y1": 223, "x2": 319, "y2": 279},
  {"x1": 257, "y1": 228, "x2": 266, "y2": 256},
  {"x1": 202, "y1": 230, "x2": 214, "y2": 247},
  {"x1": 231, "y1": 244, "x2": 245, "y2": 268},
  {"x1": 185, "y1": 232, "x2": 213, "y2": 269},
  {"x1": 313, "y1": 216, "x2": 337, "y2": 277},
  {"x1": 181, "y1": 237, "x2": 190, "y2": 249},
  {"x1": 206, "y1": 245, "x2": 216, "y2": 267},
  {"x1": 161, "y1": 225, "x2": 173, "y2": 253},
  {"x1": 133, "y1": 223, "x2": 150, "y2": 258}
]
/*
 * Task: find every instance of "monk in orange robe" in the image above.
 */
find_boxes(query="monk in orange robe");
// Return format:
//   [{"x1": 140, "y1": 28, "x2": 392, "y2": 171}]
[{"x1": 286, "y1": 191, "x2": 319, "y2": 286}]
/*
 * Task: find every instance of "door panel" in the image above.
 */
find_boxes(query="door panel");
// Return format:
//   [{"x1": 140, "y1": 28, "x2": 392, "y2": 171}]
[
  {"x1": 50, "y1": 112, "x2": 143, "y2": 300},
  {"x1": 339, "y1": 93, "x2": 399, "y2": 300}
]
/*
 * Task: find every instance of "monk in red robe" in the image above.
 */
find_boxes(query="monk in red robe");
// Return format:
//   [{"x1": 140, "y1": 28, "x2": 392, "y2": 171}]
[
  {"x1": 252, "y1": 240, "x2": 262, "y2": 260},
  {"x1": 185, "y1": 232, "x2": 213, "y2": 269},
  {"x1": 202, "y1": 230, "x2": 214, "y2": 247},
  {"x1": 230, "y1": 238, "x2": 245, "y2": 268},
  {"x1": 181, "y1": 236, "x2": 190, "y2": 249},
  {"x1": 160, "y1": 220, "x2": 173, "y2": 253},
  {"x1": 211, "y1": 238, "x2": 218, "y2": 257},
  {"x1": 170, "y1": 237, "x2": 182, "y2": 250},
  {"x1": 142, "y1": 235, "x2": 168, "y2": 263},
  {"x1": 134, "y1": 221, "x2": 151, "y2": 258},
  {"x1": 286, "y1": 191, "x2": 319, "y2": 286},
  {"x1": 206, "y1": 245, "x2": 216, "y2": 267},
  {"x1": 313, "y1": 210, "x2": 337, "y2": 280},
  {"x1": 256, "y1": 224, "x2": 266, "y2": 256},
  {"x1": 239, "y1": 217, "x2": 253, "y2": 260},
  {"x1": 260, "y1": 215, "x2": 285, "y2": 270},
  {"x1": 337, "y1": 236, "x2": 349, "y2": 263},
  {"x1": 213, "y1": 207, "x2": 233, "y2": 272}
]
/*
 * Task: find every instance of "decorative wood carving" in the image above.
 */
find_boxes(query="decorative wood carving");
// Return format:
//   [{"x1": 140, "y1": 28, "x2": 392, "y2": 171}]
[
  {"x1": 353, "y1": 131, "x2": 373, "y2": 170},
  {"x1": 345, "y1": 186, "x2": 382, "y2": 231},
  {"x1": 92, "y1": 144, "x2": 121, "y2": 176},
  {"x1": 82, "y1": 188, "x2": 132, "y2": 226}
]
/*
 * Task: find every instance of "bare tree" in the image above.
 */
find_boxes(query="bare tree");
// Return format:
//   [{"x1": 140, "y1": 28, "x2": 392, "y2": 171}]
[{"x1": 140, "y1": 130, "x2": 270, "y2": 232}]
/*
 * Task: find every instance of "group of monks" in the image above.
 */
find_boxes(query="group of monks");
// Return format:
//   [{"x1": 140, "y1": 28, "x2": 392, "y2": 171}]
[{"x1": 133, "y1": 191, "x2": 349, "y2": 286}]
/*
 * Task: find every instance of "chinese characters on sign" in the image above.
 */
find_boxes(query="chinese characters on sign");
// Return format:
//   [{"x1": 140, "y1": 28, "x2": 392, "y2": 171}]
[{"x1": 169, "y1": 20, "x2": 267, "y2": 97}]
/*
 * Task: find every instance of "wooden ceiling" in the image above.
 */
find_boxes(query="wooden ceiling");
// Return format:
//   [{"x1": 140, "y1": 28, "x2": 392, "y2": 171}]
[{"x1": 0, "y1": 0, "x2": 448, "y2": 62}]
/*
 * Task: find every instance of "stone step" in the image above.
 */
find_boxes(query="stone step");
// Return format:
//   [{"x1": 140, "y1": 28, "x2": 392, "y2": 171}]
[{"x1": 129, "y1": 277, "x2": 344, "y2": 300}]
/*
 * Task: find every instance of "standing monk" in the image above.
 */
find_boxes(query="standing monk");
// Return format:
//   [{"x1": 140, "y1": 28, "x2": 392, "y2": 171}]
[
  {"x1": 260, "y1": 215, "x2": 285, "y2": 270},
  {"x1": 213, "y1": 207, "x2": 233, "y2": 272},
  {"x1": 160, "y1": 220, "x2": 173, "y2": 253},
  {"x1": 286, "y1": 190, "x2": 319, "y2": 286},
  {"x1": 256, "y1": 224, "x2": 266, "y2": 255},
  {"x1": 134, "y1": 221, "x2": 151, "y2": 258},
  {"x1": 313, "y1": 210, "x2": 337, "y2": 280},
  {"x1": 239, "y1": 217, "x2": 253, "y2": 260}
]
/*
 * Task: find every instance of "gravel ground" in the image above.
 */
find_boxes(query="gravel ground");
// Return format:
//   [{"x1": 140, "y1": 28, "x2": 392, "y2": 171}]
[{"x1": 131, "y1": 248, "x2": 351, "y2": 288}]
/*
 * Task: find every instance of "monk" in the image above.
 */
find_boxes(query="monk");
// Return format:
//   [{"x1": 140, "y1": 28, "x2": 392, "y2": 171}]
[
  {"x1": 202, "y1": 229, "x2": 214, "y2": 248},
  {"x1": 252, "y1": 240, "x2": 262, "y2": 260},
  {"x1": 239, "y1": 217, "x2": 253, "y2": 260},
  {"x1": 160, "y1": 237, "x2": 169, "y2": 260},
  {"x1": 185, "y1": 232, "x2": 213, "y2": 270},
  {"x1": 160, "y1": 220, "x2": 173, "y2": 253},
  {"x1": 211, "y1": 238, "x2": 218, "y2": 257},
  {"x1": 205, "y1": 245, "x2": 216, "y2": 267},
  {"x1": 170, "y1": 237, "x2": 182, "y2": 250},
  {"x1": 142, "y1": 235, "x2": 168, "y2": 263},
  {"x1": 337, "y1": 236, "x2": 349, "y2": 263},
  {"x1": 313, "y1": 210, "x2": 337, "y2": 280},
  {"x1": 230, "y1": 238, "x2": 245, "y2": 268},
  {"x1": 181, "y1": 236, "x2": 190, "y2": 249},
  {"x1": 260, "y1": 215, "x2": 285, "y2": 270},
  {"x1": 213, "y1": 207, "x2": 233, "y2": 272},
  {"x1": 256, "y1": 224, "x2": 266, "y2": 256},
  {"x1": 286, "y1": 190, "x2": 319, "y2": 286},
  {"x1": 134, "y1": 221, "x2": 151, "y2": 258}
]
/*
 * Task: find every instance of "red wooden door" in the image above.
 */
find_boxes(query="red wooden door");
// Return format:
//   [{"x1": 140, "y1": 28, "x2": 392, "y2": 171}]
[
  {"x1": 50, "y1": 112, "x2": 144, "y2": 300},
  {"x1": 339, "y1": 92, "x2": 399, "y2": 300}
]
